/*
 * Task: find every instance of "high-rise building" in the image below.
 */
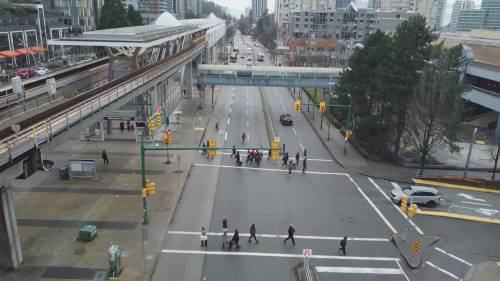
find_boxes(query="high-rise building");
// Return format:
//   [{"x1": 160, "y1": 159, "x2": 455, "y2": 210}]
[
  {"x1": 184, "y1": 0, "x2": 201, "y2": 18},
  {"x1": 335, "y1": 0, "x2": 351, "y2": 8},
  {"x1": 140, "y1": 0, "x2": 181, "y2": 23},
  {"x1": 381, "y1": 0, "x2": 412, "y2": 11},
  {"x1": 433, "y1": 0, "x2": 446, "y2": 30},
  {"x1": 456, "y1": 0, "x2": 500, "y2": 31},
  {"x1": 368, "y1": 0, "x2": 382, "y2": 9},
  {"x1": 450, "y1": 0, "x2": 475, "y2": 29},
  {"x1": 252, "y1": 0, "x2": 267, "y2": 21}
]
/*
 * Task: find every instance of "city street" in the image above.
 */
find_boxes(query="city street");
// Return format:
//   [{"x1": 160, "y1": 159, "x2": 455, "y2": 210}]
[{"x1": 150, "y1": 33, "x2": 500, "y2": 281}]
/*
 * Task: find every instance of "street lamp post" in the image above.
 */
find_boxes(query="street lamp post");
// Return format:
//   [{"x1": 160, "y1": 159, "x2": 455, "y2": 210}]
[{"x1": 464, "y1": 127, "x2": 478, "y2": 178}]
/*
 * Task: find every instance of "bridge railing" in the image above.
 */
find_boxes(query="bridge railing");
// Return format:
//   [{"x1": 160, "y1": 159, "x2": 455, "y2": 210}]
[{"x1": 0, "y1": 42, "x2": 206, "y2": 168}]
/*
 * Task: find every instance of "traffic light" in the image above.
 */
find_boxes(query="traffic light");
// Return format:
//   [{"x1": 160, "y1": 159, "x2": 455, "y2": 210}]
[
  {"x1": 207, "y1": 139, "x2": 217, "y2": 158},
  {"x1": 154, "y1": 115, "x2": 161, "y2": 127},
  {"x1": 319, "y1": 101, "x2": 326, "y2": 113},
  {"x1": 294, "y1": 100, "x2": 301, "y2": 112},
  {"x1": 400, "y1": 195, "x2": 409, "y2": 212},
  {"x1": 164, "y1": 130, "x2": 173, "y2": 144},
  {"x1": 144, "y1": 179, "x2": 156, "y2": 196},
  {"x1": 271, "y1": 137, "x2": 280, "y2": 162},
  {"x1": 407, "y1": 204, "x2": 417, "y2": 219}
]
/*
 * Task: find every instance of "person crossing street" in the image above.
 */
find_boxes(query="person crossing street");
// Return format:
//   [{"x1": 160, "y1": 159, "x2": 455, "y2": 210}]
[
  {"x1": 339, "y1": 236, "x2": 348, "y2": 255},
  {"x1": 283, "y1": 224, "x2": 296, "y2": 245},
  {"x1": 302, "y1": 157, "x2": 307, "y2": 173},
  {"x1": 295, "y1": 152, "x2": 300, "y2": 168},
  {"x1": 248, "y1": 224, "x2": 259, "y2": 243}
]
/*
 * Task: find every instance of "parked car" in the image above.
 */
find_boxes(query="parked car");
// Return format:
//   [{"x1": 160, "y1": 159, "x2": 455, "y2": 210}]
[
  {"x1": 36, "y1": 66, "x2": 49, "y2": 76},
  {"x1": 16, "y1": 69, "x2": 37, "y2": 79},
  {"x1": 390, "y1": 185, "x2": 441, "y2": 207},
  {"x1": 279, "y1": 113, "x2": 293, "y2": 126}
]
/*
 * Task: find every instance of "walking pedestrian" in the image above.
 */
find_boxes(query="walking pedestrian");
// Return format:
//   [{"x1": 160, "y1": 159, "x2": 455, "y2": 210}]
[
  {"x1": 119, "y1": 121, "x2": 125, "y2": 133},
  {"x1": 302, "y1": 157, "x2": 307, "y2": 173},
  {"x1": 303, "y1": 149, "x2": 307, "y2": 157},
  {"x1": 231, "y1": 145, "x2": 236, "y2": 157},
  {"x1": 268, "y1": 148, "x2": 272, "y2": 159},
  {"x1": 126, "y1": 120, "x2": 131, "y2": 132},
  {"x1": 282, "y1": 143, "x2": 286, "y2": 155},
  {"x1": 232, "y1": 229, "x2": 241, "y2": 249},
  {"x1": 282, "y1": 152, "x2": 289, "y2": 167},
  {"x1": 130, "y1": 123, "x2": 135, "y2": 131},
  {"x1": 288, "y1": 159, "x2": 293, "y2": 174},
  {"x1": 222, "y1": 217, "x2": 228, "y2": 237},
  {"x1": 339, "y1": 236, "x2": 347, "y2": 255},
  {"x1": 235, "y1": 151, "x2": 241, "y2": 166},
  {"x1": 295, "y1": 152, "x2": 300, "y2": 167},
  {"x1": 248, "y1": 224, "x2": 259, "y2": 243},
  {"x1": 241, "y1": 132, "x2": 246, "y2": 144},
  {"x1": 200, "y1": 227, "x2": 208, "y2": 247},
  {"x1": 283, "y1": 224, "x2": 295, "y2": 245},
  {"x1": 101, "y1": 150, "x2": 109, "y2": 165}
]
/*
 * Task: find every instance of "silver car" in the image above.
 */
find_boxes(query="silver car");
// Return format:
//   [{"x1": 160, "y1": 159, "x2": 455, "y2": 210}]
[{"x1": 390, "y1": 185, "x2": 441, "y2": 208}]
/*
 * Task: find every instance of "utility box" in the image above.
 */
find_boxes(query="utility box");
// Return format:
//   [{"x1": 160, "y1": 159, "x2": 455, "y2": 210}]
[
  {"x1": 78, "y1": 224, "x2": 97, "y2": 242},
  {"x1": 108, "y1": 245, "x2": 123, "y2": 278}
]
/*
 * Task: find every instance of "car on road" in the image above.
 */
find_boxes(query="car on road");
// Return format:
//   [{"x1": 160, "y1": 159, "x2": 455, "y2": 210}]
[
  {"x1": 16, "y1": 69, "x2": 37, "y2": 79},
  {"x1": 36, "y1": 66, "x2": 49, "y2": 76},
  {"x1": 279, "y1": 113, "x2": 293, "y2": 126},
  {"x1": 390, "y1": 185, "x2": 441, "y2": 207},
  {"x1": 254, "y1": 43, "x2": 259, "y2": 47}
]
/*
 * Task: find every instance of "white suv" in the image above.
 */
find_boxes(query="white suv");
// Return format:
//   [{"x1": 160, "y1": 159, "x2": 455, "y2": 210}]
[{"x1": 390, "y1": 185, "x2": 441, "y2": 208}]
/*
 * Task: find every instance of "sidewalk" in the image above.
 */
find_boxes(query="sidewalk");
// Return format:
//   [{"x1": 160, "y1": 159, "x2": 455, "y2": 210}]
[
  {"x1": 289, "y1": 88, "x2": 419, "y2": 182},
  {"x1": 1, "y1": 90, "x2": 217, "y2": 281}
]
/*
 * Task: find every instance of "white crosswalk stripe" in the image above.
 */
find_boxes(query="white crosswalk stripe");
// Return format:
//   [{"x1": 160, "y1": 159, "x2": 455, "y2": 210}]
[{"x1": 316, "y1": 266, "x2": 403, "y2": 275}]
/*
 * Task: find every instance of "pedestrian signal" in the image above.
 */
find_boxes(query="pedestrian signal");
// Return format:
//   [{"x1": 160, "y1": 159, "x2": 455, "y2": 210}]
[
  {"x1": 407, "y1": 204, "x2": 417, "y2": 219},
  {"x1": 400, "y1": 195, "x2": 409, "y2": 212},
  {"x1": 319, "y1": 101, "x2": 326, "y2": 113},
  {"x1": 271, "y1": 139, "x2": 280, "y2": 162},
  {"x1": 294, "y1": 100, "x2": 301, "y2": 111},
  {"x1": 345, "y1": 129, "x2": 353, "y2": 138},
  {"x1": 144, "y1": 179, "x2": 156, "y2": 196}
]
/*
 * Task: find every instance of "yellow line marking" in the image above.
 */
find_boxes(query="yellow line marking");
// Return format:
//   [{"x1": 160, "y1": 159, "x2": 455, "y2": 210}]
[
  {"x1": 412, "y1": 179, "x2": 500, "y2": 195},
  {"x1": 475, "y1": 140, "x2": 487, "y2": 145},
  {"x1": 416, "y1": 209, "x2": 500, "y2": 225}
]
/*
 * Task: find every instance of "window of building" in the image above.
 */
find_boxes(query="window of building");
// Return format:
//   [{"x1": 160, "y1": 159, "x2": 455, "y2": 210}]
[
  {"x1": 295, "y1": 24, "x2": 299, "y2": 27},
  {"x1": 305, "y1": 18, "x2": 308, "y2": 21},
  {"x1": 304, "y1": 24, "x2": 308, "y2": 27}
]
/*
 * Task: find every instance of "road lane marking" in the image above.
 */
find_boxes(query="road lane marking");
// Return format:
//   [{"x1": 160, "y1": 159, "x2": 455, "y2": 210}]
[
  {"x1": 434, "y1": 247, "x2": 473, "y2": 267},
  {"x1": 282, "y1": 105, "x2": 286, "y2": 112},
  {"x1": 292, "y1": 128, "x2": 297, "y2": 135},
  {"x1": 224, "y1": 132, "x2": 228, "y2": 141},
  {"x1": 369, "y1": 178, "x2": 424, "y2": 235},
  {"x1": 460, "y1": 201, "x2": 492, "y2": 207},
  {"x1": 167, "y1": 231, "x2": 390, "y2": 242},
  {"x1": 246, "y1": 101, "x2": 248, "y2": 106},
  {"x1": 426, "y1": 261, "x2": 461, "y2": 280},
  {"x1": 231, "y1": 100, "x2": 233, "y2": 105},
  {"x1": 247, "y1": 134, "x2": 250, "y2": 143},
  {"x1": 349, "y1": 176, "x2": 397, "y2": 234},
  {"x1": 391, "y1": 182, "x2": 402, "y2": 191},
  {"x1": 299, "y1": 143, "x2": 305, "y2": 151},
  {"x1": 229, "y1": 108, "x2": 232, "y2": 114},
  {"x1": 161, "y1": 249, "x2": 400, "y2": 262},
  {"x1": 457, "y1": 193, "x2": 485, "y2": 202},
  {"x1": 232, "y1": 92, "x2": 235, "y2": 97},
  {"x1": 194, "y1": 163, "x2": 348, "y2": 176},
  {"x1": 279, "y1": 99, "x2": 282, "y2": 103},
  {"x1": 247, "y1": 121, "x2": 249, "y2": 127},
  {"x1": 227, "y1": 118, "x2": 230, "y2": 125},
  {"x1": 246, "y1": 109, "x2": 248, "y2": 115},
  {"x1": 315, "y1": 266, "x2": 403, "y2": 275},
  {"x1": 396, "y1": 260, "x2": 411, "y2": 281}
]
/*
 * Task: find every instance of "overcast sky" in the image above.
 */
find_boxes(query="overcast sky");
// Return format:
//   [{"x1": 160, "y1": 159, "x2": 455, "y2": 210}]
[{"x1": 211, "y1": 0, "x2": 484, "y2": 26}]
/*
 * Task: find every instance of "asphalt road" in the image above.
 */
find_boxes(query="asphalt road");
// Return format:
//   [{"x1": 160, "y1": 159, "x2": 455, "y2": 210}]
[{"x1": 150, "y1": 33, "x2": 500, "y2": 281}]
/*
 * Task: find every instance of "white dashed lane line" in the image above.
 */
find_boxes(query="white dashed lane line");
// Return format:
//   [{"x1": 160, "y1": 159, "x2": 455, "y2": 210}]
[
  {"x1": 426, "y1": 261, "x2": 461, "y2": 280},
  {"x1": 292, "y1": 128, "x2": 297, "y2": 135},
  {"x1": 227, "y1": 118, "x2": 230, "y2": 126},
  {"x1": 224, "y1": 131, "x2": 227, "y2": 141}
]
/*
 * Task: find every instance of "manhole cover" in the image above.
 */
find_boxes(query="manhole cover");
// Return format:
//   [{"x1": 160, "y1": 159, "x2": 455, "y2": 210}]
[{"x1": 74, "y1": 247, "x2": 86, "y2": 255}]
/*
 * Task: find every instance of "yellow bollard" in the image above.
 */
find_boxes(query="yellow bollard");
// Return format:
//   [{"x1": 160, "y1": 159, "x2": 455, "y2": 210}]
[{"x1": 400, "y1": 195, "x2": 409, "y2": 212}]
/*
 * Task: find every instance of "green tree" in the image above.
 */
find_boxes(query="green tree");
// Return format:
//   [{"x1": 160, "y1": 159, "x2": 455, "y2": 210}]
[
  {"x1": 237, "y1": 15, "x2": 252, "y2": 35},
  {"x1": 127, "y1": 5, "x2": 143, "y2": 26},
  {"x1": 99, "y1": 0, "x2": 130, "y2": 29},
  {"x1": 405, "y1": 44, "x2": 464, "y2": 175},
  {"x1": 254, "y1": 10, "x2": 277, "y2": 49}
]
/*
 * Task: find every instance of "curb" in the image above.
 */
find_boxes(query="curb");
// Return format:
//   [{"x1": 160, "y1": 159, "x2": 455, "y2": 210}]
[
  {"x1": 416, "y1": 209, "x2": 500, "y2": 225},
  {"x1": 286, "y1": 88, "x2": 344, "y2": 169},
  {"x1": 259, "y1": 87, "x2": 277, "y2": 146},
  {"x1": 412, "y1": 178, "x2": 500, "y2": 195}
]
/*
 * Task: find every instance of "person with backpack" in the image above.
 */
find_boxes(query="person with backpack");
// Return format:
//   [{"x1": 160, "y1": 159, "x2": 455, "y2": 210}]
[
  {"x1": 200, "y1": 226, "x2": 208, "y2": 247},
  {"x1": 283, "y1": 224, "x2": 296, "y2": 245},
  {"x1": 339, "y1": 236, "x2": 348, "y2": 255},
  {"x1": 232, "y1": 229, "x2": 241, "y2": 249},
  {"x1": 248, "y1": 224, "x2": 258, "y2": 243}
]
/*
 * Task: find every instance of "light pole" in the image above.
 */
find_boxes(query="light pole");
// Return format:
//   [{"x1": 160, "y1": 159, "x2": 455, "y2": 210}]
[{"x1": 464, "y1": 127, "x2": 478, "y2": 178}]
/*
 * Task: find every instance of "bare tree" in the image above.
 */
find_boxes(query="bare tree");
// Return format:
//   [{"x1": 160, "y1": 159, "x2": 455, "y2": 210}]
[
  {"x1": 489, "y1": 142, "x2": 500, "y2": 180},
  {"x1": 405, "y1": 44, "x2": 464, "y2": 175}
]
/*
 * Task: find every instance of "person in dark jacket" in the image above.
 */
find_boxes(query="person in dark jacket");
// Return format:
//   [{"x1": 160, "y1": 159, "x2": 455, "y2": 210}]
[
  {"x1": 283, "y1": 224, "x2": 295, "y2": 245},
  {"x1": 231, "y1": 145, "x2": 236, "y2": 157},
  {"x1": 235, "y1": 151, "x2": 241, "y2": 166},
  {"x1": 101, "y1": 150, "x2": 109, "y2": 164},
  {"x1": 282, "y1": 152, "x2": 289, "y2": 167},
  {"x1": 222, "y1": 217, "x2": 228, "y2": 236},
  {"x1": 302, "y1": 157, "x2": 307, "y2": 173},
  {"x1": 200, "y1": 226, "x2": 208, "y2": 247},
  {"x1": 119, "y1": 121, "x2": 125, "y2": 133},
  {"x1": 248, "y1": 224, "x2": 258, "y2": 243},
  {"x1": 295, "y1": 152, "x2": 300, "y2": 168},
  {"x1": 339, "y1": 236, "x2": 348, "y2": 255},
  {"x1": 232, "y1": 229, "x2": 241, "y2": 249}
]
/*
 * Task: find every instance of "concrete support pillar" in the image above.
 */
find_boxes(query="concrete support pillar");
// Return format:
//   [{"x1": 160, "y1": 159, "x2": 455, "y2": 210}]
[
  {"x1": 183, "y1": 62, "x2": 193, "y2": 99},
  {"x1": 105, "y1": 47, "x2": 115, "y2": 81},
  {"x1": 495, "y1": 113, "x2": 500, "y2": 140},
  {"x1": 199, "y1": 87, "x2": 206, "y2": 108},
  {"x1": 0, "y1": 162, "x2": 23, "y2": 269}
]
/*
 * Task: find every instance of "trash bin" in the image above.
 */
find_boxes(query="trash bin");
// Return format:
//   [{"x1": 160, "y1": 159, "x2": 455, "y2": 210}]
[{"x1": 59, "y1": 167, "x2": 69, "y2": 180}]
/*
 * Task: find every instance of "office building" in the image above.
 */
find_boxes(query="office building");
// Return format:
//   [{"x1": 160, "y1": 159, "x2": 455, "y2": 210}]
[
  {"x1": 252, "y1": 0, "x2": 267, "y2": 21},
  {"x1": 482, "y1": 0, "x2": 500, "y2": 29},
  {"x1": 456, "y1": 0, "x2": 500, "y2": 31},
  {"x1": 140, "y1": 0, "x2": 171, "y2": 23},
  {"x1": 335, "y1": 0, "x2": 351, "y2": 8},
  {"x1": 450, "y1": 0, "x2": 475, "y2": 30},
  {"x1": 368, "y1": 0, "x2": 382, "y2": 9},
  {"x1": 381, "y1": 0, "x2": 412, "y2": 11}
]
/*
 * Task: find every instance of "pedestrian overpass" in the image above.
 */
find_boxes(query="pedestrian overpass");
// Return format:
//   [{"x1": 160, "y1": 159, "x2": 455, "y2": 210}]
[{"x1": 197, "y1": 65, "x2": 342, "y2": 88}]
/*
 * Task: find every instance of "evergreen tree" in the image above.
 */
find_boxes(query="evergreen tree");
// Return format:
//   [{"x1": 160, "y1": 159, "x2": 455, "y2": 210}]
[
  {"x1": 127, "y1": 5, "x2": 143, "y2": 26},
  {"x1": 99, "y1": 0, "x2": 130, "y2": 29}
]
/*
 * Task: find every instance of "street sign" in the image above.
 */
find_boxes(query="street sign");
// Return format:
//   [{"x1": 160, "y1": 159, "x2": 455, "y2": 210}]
[
  {"x1": 193, "y1": 127, "x2": 205, "y2": 131},
  {"x1": 411, "y1": 240, "x2": 421, "y2": 253},
  {"x1": 303, "y1": 249, "x2": 312, "y2": 257}
]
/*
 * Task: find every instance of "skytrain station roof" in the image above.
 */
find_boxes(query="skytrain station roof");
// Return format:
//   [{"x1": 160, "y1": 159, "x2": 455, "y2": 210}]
[{"x1": 47, "y1": 12, "x2": 223, "y2": 48}]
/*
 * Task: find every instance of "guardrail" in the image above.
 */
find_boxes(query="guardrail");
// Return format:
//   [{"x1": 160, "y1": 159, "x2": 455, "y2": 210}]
[{"x1": 0, "y1": 42, "x2": 206, "y2": 168}]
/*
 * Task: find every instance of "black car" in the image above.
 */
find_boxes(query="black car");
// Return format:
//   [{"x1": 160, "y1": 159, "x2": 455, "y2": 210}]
[{"x1": 280, "y1": 114, "x2": 293, "y2": 126}]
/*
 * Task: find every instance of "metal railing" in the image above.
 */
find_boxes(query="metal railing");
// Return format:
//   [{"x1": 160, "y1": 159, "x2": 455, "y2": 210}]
[{"x1": 0, "y1": 42, "x2": 206, "y2": 168}]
